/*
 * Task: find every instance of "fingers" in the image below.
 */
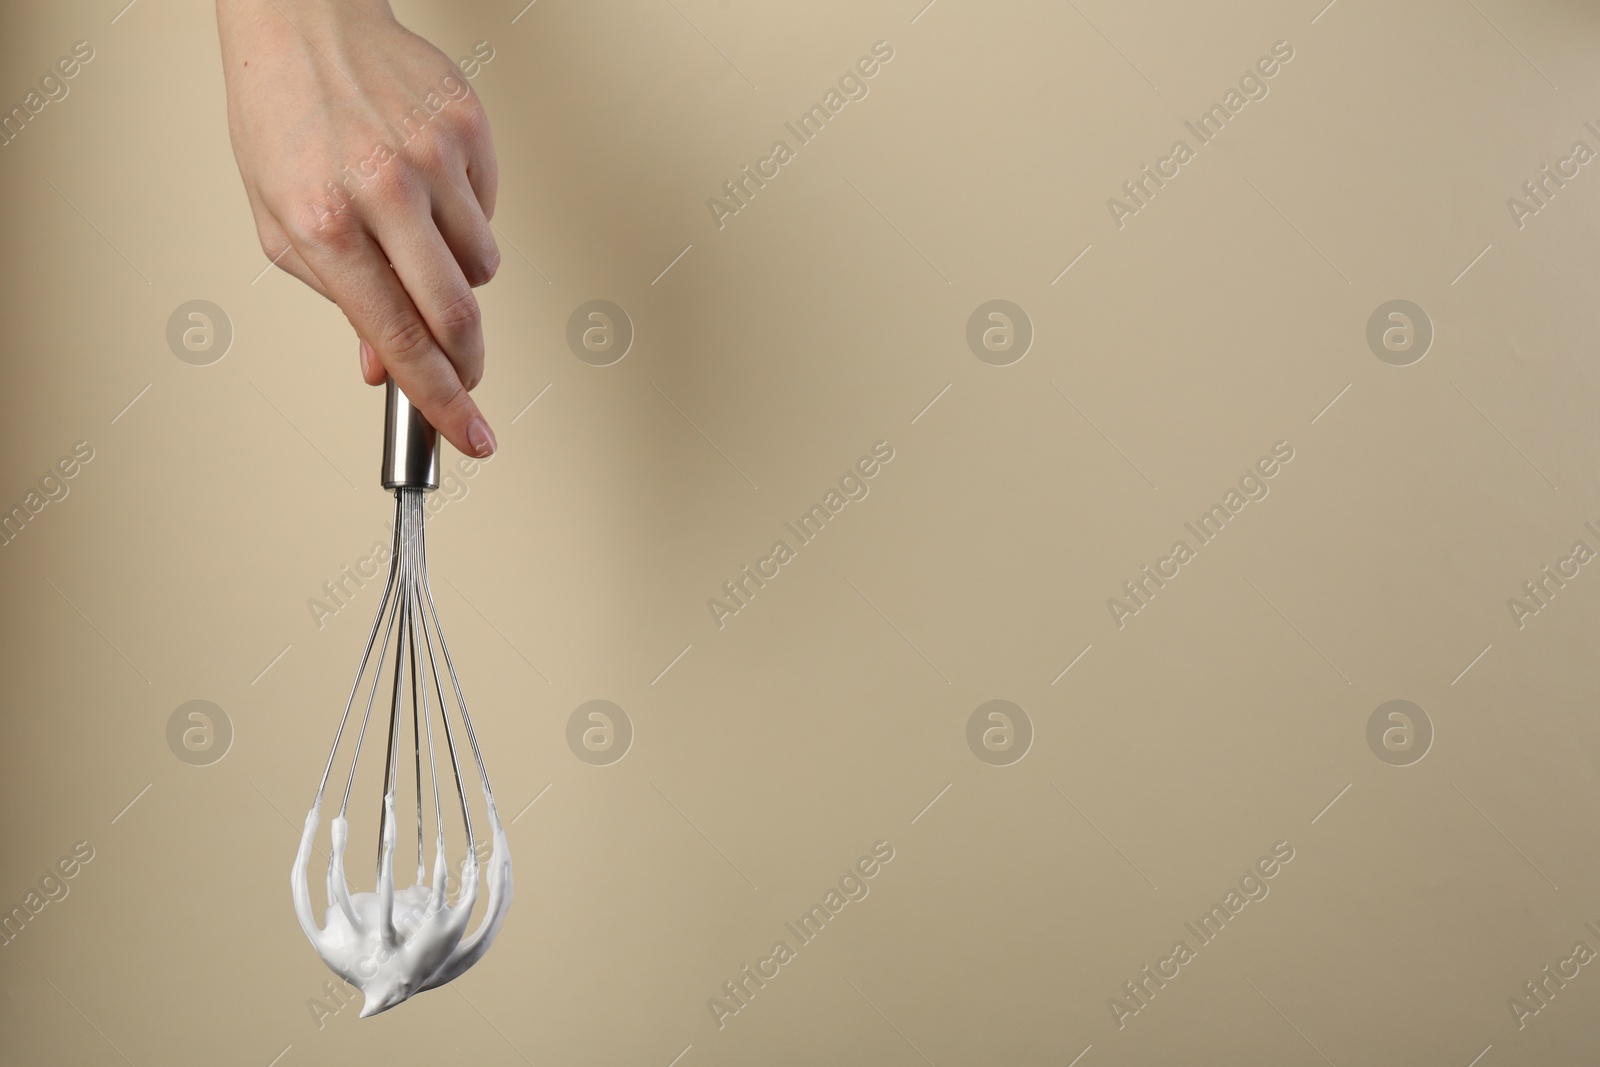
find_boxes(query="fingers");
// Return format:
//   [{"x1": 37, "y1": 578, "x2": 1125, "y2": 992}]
[
  {"x1": 290, "y1": 215, "x2": 495, "y2": 458},
  {"x1": 248, "y1": 195, "x2": 331, "y2": 299},
  {"x1": 256, "y1": 90, "x2": 502, "y2": 459},
  {"x1": 265, "y1": 240, "x2": 332, "y2": 299},
  {"x1": 359, "y1": 338, "x2": 386, "y2": 386},
  {"x1": 256, "y1": 212, "x2": 389, "y2": 389},
  {"x1": 421, "y1": 95, "x2": 498, "y2": 285},
  {"x1": 457, "y1": 98, "x2": 499, "y2": 221},
  {"x1": 365, "y1": 193, "x2": 486, "y2": 392},
  {"x1": 432, "y1": 173, "x2": 500, "y2": 289}
]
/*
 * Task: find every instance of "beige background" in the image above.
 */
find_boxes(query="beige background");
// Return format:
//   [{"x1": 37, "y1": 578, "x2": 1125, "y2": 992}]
[{"x1": 4, "y1": 0, "x2": 1600, "y2": 1063}]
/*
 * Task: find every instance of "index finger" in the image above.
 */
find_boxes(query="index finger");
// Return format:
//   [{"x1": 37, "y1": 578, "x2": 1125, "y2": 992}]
[{"x1": 292, "y1": 220, "x2": 497, "y2": 460}]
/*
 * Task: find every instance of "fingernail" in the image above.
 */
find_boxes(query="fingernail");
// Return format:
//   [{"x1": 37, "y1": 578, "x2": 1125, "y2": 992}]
[
  {"x1": 359, "y1": 338, "x2": 373, "y2": 377},
  {"x1": 466, "y1": 417, "x2": 496, "y2": 457}
]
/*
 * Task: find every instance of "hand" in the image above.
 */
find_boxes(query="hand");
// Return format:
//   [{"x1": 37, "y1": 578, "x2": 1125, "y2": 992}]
[{"x1": 216, "y1": 0, "x2": 500, "y2": 458}]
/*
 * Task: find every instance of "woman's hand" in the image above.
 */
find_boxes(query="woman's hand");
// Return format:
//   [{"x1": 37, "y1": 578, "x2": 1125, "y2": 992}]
[{"x1": 216, "y1": 0, "x2": 500, "y2": 457}]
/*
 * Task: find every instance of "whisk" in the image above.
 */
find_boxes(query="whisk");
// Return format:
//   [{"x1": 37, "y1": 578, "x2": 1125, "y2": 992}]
[{"x1": 292, "y1": 381, "x2": 512, "y2": 1017}]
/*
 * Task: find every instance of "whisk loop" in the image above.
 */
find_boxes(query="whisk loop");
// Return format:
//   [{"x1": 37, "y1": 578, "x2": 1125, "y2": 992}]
[{"x1": 292, "y1": 486, "x2": 511, "y2": 1016}]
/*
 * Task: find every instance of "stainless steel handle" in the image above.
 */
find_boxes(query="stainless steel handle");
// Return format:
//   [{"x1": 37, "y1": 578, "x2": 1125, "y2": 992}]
[{"x1": 380, "y1": 379, "x2": 440, "y2": 490}]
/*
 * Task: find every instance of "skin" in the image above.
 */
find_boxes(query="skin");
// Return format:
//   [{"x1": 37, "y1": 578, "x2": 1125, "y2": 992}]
[{"x1": 215, "y1": 0, "x2": 499, "y2": 457}]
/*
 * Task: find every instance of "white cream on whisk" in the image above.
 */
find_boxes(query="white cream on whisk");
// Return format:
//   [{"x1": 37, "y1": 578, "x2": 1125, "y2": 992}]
[{"x1": 293, "y1": 793, "x2": 512, "y2": 1017}]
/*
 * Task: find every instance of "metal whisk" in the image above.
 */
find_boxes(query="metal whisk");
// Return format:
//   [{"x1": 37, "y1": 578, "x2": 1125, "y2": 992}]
[{"x1": 292, "y1": 381, "x2": 512, "y2": 1017}]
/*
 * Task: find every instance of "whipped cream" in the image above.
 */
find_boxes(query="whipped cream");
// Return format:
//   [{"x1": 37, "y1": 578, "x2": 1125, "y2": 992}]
[{"x1": 292, "y1": 791, "x2": 511, "y2": 1016}]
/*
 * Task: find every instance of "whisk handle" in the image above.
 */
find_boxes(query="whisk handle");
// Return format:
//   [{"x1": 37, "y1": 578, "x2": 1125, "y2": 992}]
[{"x1": 380, "y1": 379, "x2": 441, "y2": 490}]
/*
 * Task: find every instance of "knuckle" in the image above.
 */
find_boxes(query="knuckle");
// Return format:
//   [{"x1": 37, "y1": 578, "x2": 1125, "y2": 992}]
[
  {"x1": 286, "y1": 198, "x2": 362, "y2": 251},
  {"x1": 434, "y1": 290, "x2": 482, "y2": 334},
  {"x1": 367, "y1": 162, "x2": 419, "y2": 205},
  {"x1": 404, "y1": 129, "x2": 454, "y2": 174},
  {"x1": 439, "y1": 383, "x2": 477, "y2": 418},
  {"x1": 429, "y1": 382, "x2": 469, "y2": 414},
  {"x1": 412, "y1": 374, "x2": 472, "y2": 421},
  {"x1": 452, "y1": 100, "x2": 489, "y2": 140},
  {"x1": 379, "y1": 315, "x2": 435, "y2": 363}
]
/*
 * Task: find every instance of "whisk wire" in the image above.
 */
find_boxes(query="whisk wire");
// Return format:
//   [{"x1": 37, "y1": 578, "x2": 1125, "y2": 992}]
[
  {"x1": 293, "y1": 484, "x2": 512, "y2": 1015},
  {"x1": 419, "y1": 521, "x2": 496, "y2": 807},
  {"x1": 315, "y1": 491, "x2": 404, "y2": 804}
]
